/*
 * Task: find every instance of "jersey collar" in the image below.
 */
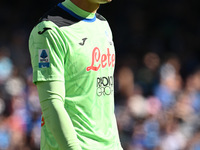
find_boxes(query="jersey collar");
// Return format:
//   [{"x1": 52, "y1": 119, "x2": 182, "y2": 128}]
[{"x1": 58, "y1": 0, "x2": 96, "y2": 22}]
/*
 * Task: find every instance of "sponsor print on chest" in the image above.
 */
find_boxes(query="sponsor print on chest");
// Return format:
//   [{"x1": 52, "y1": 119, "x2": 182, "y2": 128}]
[{"x1": 86, "y1": 47, "x2": 115, "y2": 72}]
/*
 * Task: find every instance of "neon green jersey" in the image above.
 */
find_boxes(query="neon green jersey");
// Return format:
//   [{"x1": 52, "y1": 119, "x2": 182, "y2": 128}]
[{"x1": 29, "y1": 0, "x2": 122, "y2": 149}]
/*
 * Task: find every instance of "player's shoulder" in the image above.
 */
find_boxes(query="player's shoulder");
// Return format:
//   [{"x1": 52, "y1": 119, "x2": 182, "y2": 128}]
[
  {"x1": 29, "y1": 20, "x2": 55, "y2": 40},
  {"x1": 30, "y1": 5, "x2": 81, "y2": 38},
  {"x1": 38, "y1": 5, "x2": 80, "y2": 28},
  {"x1": 96, "y1": 13, "x2": 107, "y2": 22}
]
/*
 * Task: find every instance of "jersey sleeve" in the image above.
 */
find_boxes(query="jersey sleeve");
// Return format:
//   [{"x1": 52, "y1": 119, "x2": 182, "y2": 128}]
[
  {"x1": 29, "y1": 21, "x2": 67, "y2": 83},
  {"x1": 36, "y1": 81, "x2": 82, "y2": 150}
]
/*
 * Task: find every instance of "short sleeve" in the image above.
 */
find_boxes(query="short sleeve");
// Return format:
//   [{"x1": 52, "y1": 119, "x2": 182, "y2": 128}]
[{"x1": 29, "y1": 21, "x2": 67, "y2": 83}]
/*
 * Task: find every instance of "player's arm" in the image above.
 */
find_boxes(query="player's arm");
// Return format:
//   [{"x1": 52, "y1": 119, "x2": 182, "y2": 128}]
[
  {"x1": 29, "y1": 21, "x2": 81, "y2": 150},
  {"x1": 36, "y1": 81, "x2": 81, "y2": 150}
]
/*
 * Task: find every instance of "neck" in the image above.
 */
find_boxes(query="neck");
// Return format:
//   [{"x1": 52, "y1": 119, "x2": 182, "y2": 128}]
[{"x1": 70, "y1": 0, "x2": 100, "y2": 13}]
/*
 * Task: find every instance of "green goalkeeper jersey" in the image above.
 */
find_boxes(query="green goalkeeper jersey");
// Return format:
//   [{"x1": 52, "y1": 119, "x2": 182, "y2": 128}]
[{"x1": 29, "y1": 0, "x2": 122, "y2": 149}]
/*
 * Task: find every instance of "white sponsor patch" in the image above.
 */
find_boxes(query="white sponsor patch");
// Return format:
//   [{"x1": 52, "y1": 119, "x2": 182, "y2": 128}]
[{"x1": 38, "y1": 49, "x2": 50, "y2": 68}]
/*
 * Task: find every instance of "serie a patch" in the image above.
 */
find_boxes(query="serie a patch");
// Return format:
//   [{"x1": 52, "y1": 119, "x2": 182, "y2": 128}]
[{"x1": 38, "y1": 49, "x2": 50, "y2": 68}]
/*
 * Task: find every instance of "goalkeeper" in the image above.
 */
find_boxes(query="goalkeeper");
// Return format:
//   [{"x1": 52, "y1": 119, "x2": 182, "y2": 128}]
[{"x1": 29, "y1": 0, "x2": 123, "y2": 149}]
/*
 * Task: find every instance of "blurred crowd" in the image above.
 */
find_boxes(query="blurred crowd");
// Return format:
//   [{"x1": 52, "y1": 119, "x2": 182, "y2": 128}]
[
  {"x1": 115, "y1": 54, "x2": 200, "y2": 150},
  {"x1": 0, "y1": 0, "x2": 200, "y2": 150}
]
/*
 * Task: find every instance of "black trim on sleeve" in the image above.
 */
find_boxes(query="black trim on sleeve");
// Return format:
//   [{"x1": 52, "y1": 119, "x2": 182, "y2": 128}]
[
  {"x1": 39, "y1": 6, "x2": 80, "y2": 27},
  {"x1": 38, "y1": 5, "x2": 107, "y2": 27},
  {"x1": 96, "y1": 13, "x2": 106, "y2": 21}
]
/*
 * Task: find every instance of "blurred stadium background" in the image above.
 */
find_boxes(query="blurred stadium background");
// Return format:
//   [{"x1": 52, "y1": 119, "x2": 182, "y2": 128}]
[{"x1": 0, "y1": 0, "x2": 200, "y2": 149}]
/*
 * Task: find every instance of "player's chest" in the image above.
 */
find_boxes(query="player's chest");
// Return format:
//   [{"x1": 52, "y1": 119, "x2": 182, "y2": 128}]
[{"x1": 62, "y1": 26, "x2": 115, "y2": 73}]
